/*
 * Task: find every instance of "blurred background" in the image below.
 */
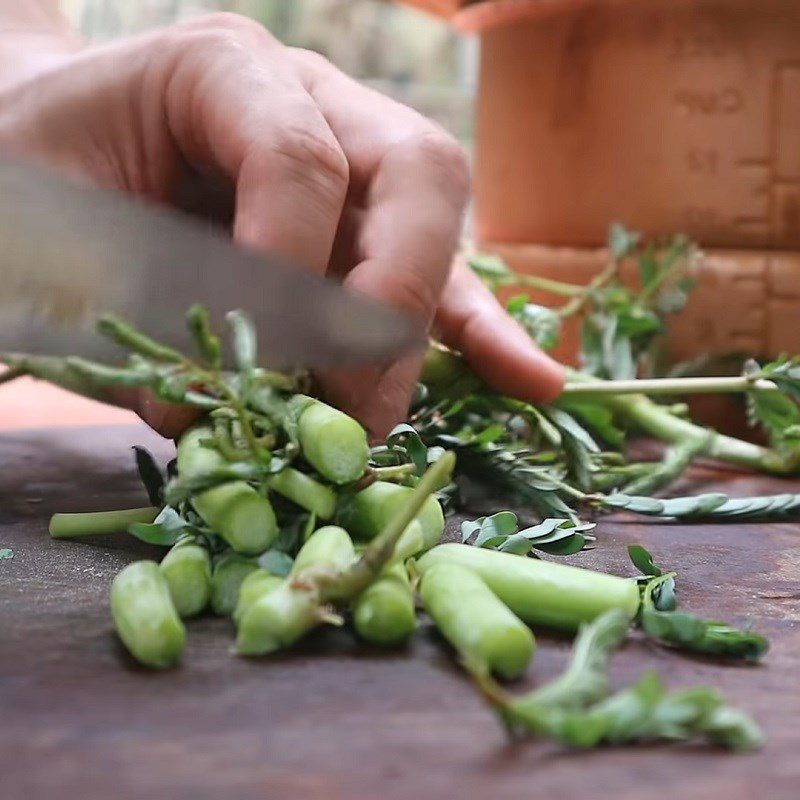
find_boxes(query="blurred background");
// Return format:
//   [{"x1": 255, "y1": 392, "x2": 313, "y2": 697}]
[{"x1": 62, "y1": 0, "x2": 477, "y2": 144}]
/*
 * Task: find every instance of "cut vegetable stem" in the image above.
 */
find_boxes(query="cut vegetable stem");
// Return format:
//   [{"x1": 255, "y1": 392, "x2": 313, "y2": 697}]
[{"x1": 49, "y1": 507, "x2": 158, "y2": 538}]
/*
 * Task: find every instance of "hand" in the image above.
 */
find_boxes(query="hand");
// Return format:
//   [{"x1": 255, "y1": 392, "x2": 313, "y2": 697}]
[{"x1": 0, "y1": 11, "x2": 564, "y2": 439}]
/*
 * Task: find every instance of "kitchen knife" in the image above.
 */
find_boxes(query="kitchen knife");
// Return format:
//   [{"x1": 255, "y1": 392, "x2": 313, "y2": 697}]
[{"x1": 0, "y1": 158, "x2": 423, "y2": 369}]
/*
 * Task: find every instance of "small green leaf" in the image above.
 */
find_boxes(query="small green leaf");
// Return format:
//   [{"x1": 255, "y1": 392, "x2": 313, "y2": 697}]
[
  {"x1": 659, "y1": 493, "x2": 728, "y2": 517},
  {"x1": 128, "y1": 524, "x2": 184, "y2": 547},
  {"x1": 226, "y1": 310, "x2": 257, "y2": 372},
  {"x1": 132, "y1": 446, "x2": 164, "y2": 506},
  {"x1": 258, "y1": 550, "x2": 294, "y2": 577},
  {"x1": 0, "y1": 548, "x2": 13, "y2": 560},
  {"x1": 468, "y1": 253, "x2": 516, "y2": 289},
  {"x1": 460, "y1": 512, "x2": 518, "y2": 547},
  {"x1": 507, "y1": 298, "x2": 562, "y2": 351},
  {"x1": 608, "y1": 223, "x2": 641, "y2": 261},
  {"x1": 557, "y1": 400, "x2": 625, "y2": 447},
  {"x1": 627, "y1": 545, "x2": 662, "y2": 577},
  {"x1": 387, "y1": 423, "x2": 428, "y2": 476},
  {"x1": 603, "y1": 494, "x2": 665, "y2": 515},
  {"x1": 186, "y1": 304, "x2": 222, "y2": 368}
]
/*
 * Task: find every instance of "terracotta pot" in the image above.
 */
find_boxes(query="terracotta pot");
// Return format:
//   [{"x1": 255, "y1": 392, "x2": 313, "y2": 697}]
[
  {"x1": 395, "y1": 0, "x2": 468, "y2": 17},
  {"x1": 397, "y1": 0, "x2": 800, "y2": 430},
  {"x1": 488, "y1": 243, "x2": 800, "y2": 367},
  {"x1": 461, "y1": 0, "x2": 800, "y2": 251}
]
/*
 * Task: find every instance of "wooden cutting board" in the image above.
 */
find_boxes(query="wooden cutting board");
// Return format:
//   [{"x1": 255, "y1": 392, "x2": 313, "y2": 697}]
[{"x1": 1, "y1": 425, "x2": 798, "y2": 800}]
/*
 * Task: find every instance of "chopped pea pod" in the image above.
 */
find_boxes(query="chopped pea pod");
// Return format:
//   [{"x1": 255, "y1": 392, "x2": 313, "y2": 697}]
[
  {"x1": 236, "y1": 580, "x2": 326, "y2": 656},
  {"x1": 420, "y1": 562, "x2": 535, "y2": 680},
  {"x1": 177, "y1": 425, "x2": 277, "y2": 555},
  {"x1": 297, "y1": 399, "x2": 369, "y2": 484},
  {"x1": 236, "y1": 526, "x2": 355, "y2": 655},
  {"x1": 267, "y1": 468, "x2": 337, "y2": 520},
  {"x1": 233, "y1": 569, "x2": 283, "y2": 624},
  {"x1": 291, "y1": 525, "x2": 356, "y2": 574},
  {"x1": 338, "y1": 481, "x2": 444, "y2": 555},
  {"x1": 353, "y1": 561, "x2": 416, "y2": 648},
  {"x1": 159, "y1": 540, "x2": 212, "y2": 618},
  {"x1": 110, "y1": 560, "x2": 186, "y2": 669},
  {"x1": 416, "y1": 544, "x2": 641, "y2": 633}
]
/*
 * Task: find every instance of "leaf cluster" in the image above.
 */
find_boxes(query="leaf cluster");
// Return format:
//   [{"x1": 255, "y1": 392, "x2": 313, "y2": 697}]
[
  {"x1": 628, "y1": 546, "x2": 769, "y2": 662},
  {"x1": 460, "y1": 512, "x2": 595, "y2": 557},
  {"x1": 469, "y1": 610, "x2": 762, "y2": 750}
]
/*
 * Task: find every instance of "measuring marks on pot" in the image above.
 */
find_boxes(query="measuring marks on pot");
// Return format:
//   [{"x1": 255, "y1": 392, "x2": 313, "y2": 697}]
[
  {"x1": 728, "y1": 63, "x2": 800, "y2": 247},
  {"x1": 673, "y1": 60, "x2": 800, "y2": 249}
]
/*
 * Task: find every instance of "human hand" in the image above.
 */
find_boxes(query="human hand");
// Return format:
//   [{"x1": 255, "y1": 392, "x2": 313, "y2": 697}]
[{"x1": 0, "y1": 10, "x2": 563, "y2": 439}]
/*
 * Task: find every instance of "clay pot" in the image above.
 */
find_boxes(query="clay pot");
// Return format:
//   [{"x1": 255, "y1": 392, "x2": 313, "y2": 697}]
[
  {"x1": 456, "y1": 0, "x2": 800, "y2": 373},
  {"x1": 397, "y1": 0, "x2": 800, "y2": 430},
  {"x1": 460, "y1": 0, "x2": 800, "y2": 251}
]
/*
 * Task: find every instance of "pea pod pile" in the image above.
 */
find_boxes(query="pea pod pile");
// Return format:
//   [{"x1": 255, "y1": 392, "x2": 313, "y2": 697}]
[{"x1": 4, "y1": 296, "x2": 777, "y2": 753}]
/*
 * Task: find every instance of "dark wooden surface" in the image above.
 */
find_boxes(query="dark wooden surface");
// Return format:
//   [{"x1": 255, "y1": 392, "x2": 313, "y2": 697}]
[{"x1": 1, "y1": 425, "x2": 799, "y2": 800}]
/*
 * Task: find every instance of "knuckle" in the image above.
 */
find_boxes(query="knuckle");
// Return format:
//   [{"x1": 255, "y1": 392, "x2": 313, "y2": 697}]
[
  {"x1": 289, "y1": 47, "x2": 334, "y2": 73},
  {"x1": 195, "y1": 11, "x2": 266, "y2": 38},
  {"x1": 387, "y1": 267, "x2": 439, "y2": 319},
  {"x1": 403, "y1": 131, "x2": 470, "y2": 203},
  {"x1": 269, "y1": 125, "x2": 350, "y2": 190},
  {"x1": 172, "y1": 12, "x2": 274, "y2": 55}
]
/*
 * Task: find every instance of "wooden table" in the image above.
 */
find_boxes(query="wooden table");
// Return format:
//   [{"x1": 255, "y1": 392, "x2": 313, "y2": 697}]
[{"x1": 1, "y1": 425, "x2": 798, "y2": 800}]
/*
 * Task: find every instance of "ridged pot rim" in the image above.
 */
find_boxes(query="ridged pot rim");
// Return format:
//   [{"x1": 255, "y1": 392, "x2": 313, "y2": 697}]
[{"x1": 454, "y1": 0, "x2": 652, "y2": 33}]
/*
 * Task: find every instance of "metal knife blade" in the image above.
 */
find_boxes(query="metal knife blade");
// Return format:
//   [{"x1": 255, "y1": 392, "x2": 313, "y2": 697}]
[{"x1": 0, "y1": 158, "x2": 423, "y2": 369}]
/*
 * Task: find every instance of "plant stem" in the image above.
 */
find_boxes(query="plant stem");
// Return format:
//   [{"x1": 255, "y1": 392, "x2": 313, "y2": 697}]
[
  {"x1": 323, "y1": 451, "x2": 456, "y2": 601},
  {"x1": 557, "y1": 260, "x2": 619, "y2": 320},
  {"x1": 515, "y1": 274, "x2": 586, "y2": 297},
  {"x1": 373, "y1": 463, "x2": 417, "y2": 482},
  {"x1": 562, "y1": 375, "x2": 778, "y2": 397},
  {"x1": 603, "y1": 392, "x2": 783, "y2": 472},
  {"x1": 0, "y1": 353, "x2": 107, "y2": 400},
  {"x1": 49, "y1": 507, "x2": 158, "y2": 538}
]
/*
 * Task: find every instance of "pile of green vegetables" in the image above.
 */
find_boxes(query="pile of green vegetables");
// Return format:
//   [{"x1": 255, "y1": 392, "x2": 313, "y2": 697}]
[{"x1": 3, "y1": 225, "x2": 796, "y2": 753}]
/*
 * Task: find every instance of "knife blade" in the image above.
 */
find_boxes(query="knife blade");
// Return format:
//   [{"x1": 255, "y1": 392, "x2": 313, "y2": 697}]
[{"x1": 0, "y1": 158, "x2": 423, "y2": 370}]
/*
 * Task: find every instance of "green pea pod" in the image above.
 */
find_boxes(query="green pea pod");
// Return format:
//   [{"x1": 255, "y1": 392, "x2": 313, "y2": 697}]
[
  {"x1": 236, "y1": 454, "x2": 455, "y2": 657},
  {"x1": 110, "y1": 560, "x2": 185, "y2": 669},
  {"x1": 338, "y1": 481, "x2": 444, "y2": 555},
  {"x1": 353, "y1": 561, "x2": 416, "y2": 648},
  {"x1": 420, "y1": 562, "x2": 534, "y2": 680},
  {"x1": 177, "y1": 426, "x2": 278, "y2": 555},
  {"x1": 159, "y1": 540, "x2": 212, "y2": 618},
  {"x1": 210, "y1": 552, "x2": 258, "y2": 616},
  {"x1": 236, "y1": 526, "x2": 355, "y2": 655},
  {"x1": 291, "y1": 525, "x2": 356, "y2": 574},
  {"x1": 420, "y1": 343, "x2": 480, "y2": 398},
  {"x1": 233, "y1": 569, "x2": 283, "y2": 624},
  {"x1": 297, "y1": 399, "x2": 369, "y2": 484},
  {"x1": 236, "y1": 580, "x2": 324, "y2": 656},
  {"x1": 267, "y1": 467, "x2": 337, "y2": 520},
  {"x1": 416, "y1": 544, "x2": 641, "y2": 633}
]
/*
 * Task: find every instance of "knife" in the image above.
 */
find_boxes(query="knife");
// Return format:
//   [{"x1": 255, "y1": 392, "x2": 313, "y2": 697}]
[{"x1": 0, "y1": 158, "x2": 423, "y2": 370}]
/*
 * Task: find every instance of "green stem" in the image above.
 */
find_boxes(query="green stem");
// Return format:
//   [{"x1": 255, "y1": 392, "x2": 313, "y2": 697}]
[
  {"x1": 563, "y1": 370, "x2": 792, "y2": 473},
  {"x1": 0, "y1": 353, "x2": 107, "y2": 401},
  {"x1": 562, "y1": 375, "x2": 777, "y2": 397},
  {"x1": 0, "y1": 365, "x2": 24, "y2": 386},
  {"x1": 322, "y1": 451, "x2": 455, "y2": 601},
  {"x1": 373, "y1": 463, "x2": 417, "y2": 482},
  {"x1": 606, "y1": 392, "x2": 782, "y2": 472},
  {"x1": 49, "y1": 506, "x2": 158, "y2": 538},
  {"x1": 515, "y1": 273, "x2": 586, "y2": 297},
  {"x1": 557, "y1": 260, "x2": 619, "y2": 320},
  {"x1": 637, "y1": 239, "x2": 693, "y2": 305},
  {"x1": 623, "y1": 437, "x2": 709, "y2": 496}
]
